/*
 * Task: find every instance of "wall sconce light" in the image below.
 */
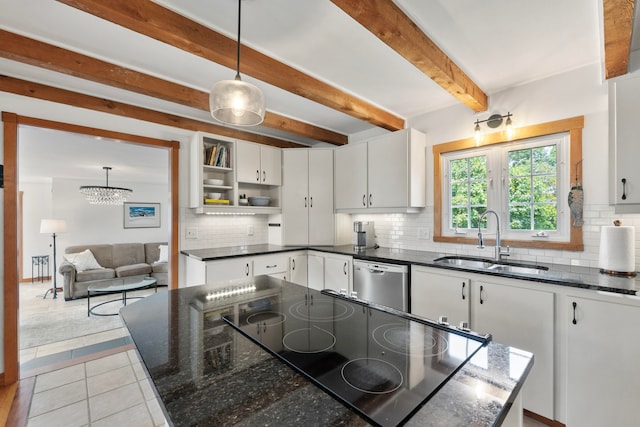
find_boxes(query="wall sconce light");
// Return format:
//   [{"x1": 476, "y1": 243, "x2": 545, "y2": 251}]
[{"x1": 473, "y1": 112, "x2": 514, "y2": 144}]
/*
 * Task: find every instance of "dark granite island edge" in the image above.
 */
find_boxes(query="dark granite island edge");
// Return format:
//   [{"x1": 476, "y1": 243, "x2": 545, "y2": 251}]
[{"x1": 121, "y1": 276, "x2": 532, "y2": 427}]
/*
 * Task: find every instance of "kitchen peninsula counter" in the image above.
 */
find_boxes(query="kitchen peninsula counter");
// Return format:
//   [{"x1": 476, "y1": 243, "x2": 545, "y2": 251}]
[
  {"x1": 182, "y1": 244, "x2": 640, "y2": 295},
  {"x1": 121, "y1": 276, "x2": 531, "y2": 426}
]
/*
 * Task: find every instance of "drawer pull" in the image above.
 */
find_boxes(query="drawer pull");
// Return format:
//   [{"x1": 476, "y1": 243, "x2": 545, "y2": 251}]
[{"x1": 266, "y1": 264, "x2": 278, "y2": 269}]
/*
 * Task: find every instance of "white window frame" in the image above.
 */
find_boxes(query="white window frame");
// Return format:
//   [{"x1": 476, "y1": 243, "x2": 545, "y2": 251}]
[{"x1": 441, "y1": 133, "x2": 570, "y2": 243}]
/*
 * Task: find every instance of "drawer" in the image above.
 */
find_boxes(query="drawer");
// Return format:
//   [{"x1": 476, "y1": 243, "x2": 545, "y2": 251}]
[{"x1": 253, "y1": 253, "x2": 288, "y2": 276}]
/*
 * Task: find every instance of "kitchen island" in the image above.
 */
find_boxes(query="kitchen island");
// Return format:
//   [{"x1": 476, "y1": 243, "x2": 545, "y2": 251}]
[{"x1": 121, "y1": 275, "x2": 532, "y2": 426}]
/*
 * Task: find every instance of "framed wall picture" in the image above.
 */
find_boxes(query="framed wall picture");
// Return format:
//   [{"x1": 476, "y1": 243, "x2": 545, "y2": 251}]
[{"x1": 123, "y1": 202, "x2": 161, "y2": 228}]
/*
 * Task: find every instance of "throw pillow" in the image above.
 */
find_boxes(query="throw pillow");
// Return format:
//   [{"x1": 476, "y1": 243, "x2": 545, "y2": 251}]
[
  {"x1": 64, "y1": 249, "x2": 104, "y2": 272},
  {"x1": 157, "y1": 245, "x2": 168, "y2": 263}
]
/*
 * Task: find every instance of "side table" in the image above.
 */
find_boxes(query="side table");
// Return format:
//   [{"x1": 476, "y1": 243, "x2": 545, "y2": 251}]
[{"x1": 32, "y1": 255, "x2": 49, "y2": 283}]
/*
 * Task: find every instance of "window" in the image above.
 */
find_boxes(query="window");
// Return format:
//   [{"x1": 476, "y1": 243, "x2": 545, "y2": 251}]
[
  {"x1": 433, "y1": 116, "x2": 584, "y2": 251},
  {"x1": 442, "y1": 134, "x2": 568, "y2": 241}
]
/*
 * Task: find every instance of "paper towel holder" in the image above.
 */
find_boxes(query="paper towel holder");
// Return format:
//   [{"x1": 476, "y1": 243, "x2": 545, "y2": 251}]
[{"x1": 599, "y1": 220, "x2": 637, "y2": 277}]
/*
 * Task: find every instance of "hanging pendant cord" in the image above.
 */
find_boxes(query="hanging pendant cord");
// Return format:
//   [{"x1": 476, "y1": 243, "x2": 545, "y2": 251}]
[{"x1": 235, "y1": 0, "x2": 241, "y2": 80}]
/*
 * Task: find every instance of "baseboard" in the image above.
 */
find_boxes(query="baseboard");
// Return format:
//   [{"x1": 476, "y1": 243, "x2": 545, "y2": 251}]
[
  {"x1": 19, "y1": 276, "x2": 51, "y2": 283},
  {"x1": 524, "y1": 409, "x2": 565, "y2": 427}
]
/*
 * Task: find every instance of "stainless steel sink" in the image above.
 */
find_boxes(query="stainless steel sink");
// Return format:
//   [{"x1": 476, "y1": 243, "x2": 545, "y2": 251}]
[
  {"x1": 433, "y1": 256, "x2": 495, "y2": 269},
  {"x1": 433, "y1": 256, "x2": 548, "y2": 275},
  {"x1": 487, "y1": 263, "x2": 548, "y2": 275}
]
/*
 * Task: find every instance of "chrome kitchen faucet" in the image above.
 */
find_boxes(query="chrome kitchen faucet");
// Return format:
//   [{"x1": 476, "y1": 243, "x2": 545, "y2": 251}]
[{"x1": 477, "y1": 209, "x2": 510, "y2": 261}]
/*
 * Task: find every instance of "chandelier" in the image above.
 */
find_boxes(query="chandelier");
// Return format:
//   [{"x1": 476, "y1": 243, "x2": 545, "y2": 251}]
[{"x1": 79, "y1": 166, "x2": 132, "y2": 205}]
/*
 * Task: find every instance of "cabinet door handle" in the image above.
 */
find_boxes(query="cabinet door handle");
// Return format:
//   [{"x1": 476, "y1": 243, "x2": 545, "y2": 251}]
[
  {"x1": 622, "y1": 178, "x2": 627, "y2": 200},
  {"x1": 310, "y1": 197, "x2": 313, "y2": 208},
  {"x1": 292, "y1": 259, "x2": 296, "y2": 270},
  {"x1": 461, "y1": 281, "x2": 466, "y2": 300},
  {"x1": 245, "y1": 263, "x2": 250, "y2": 276},
  {"x1": 263, "y1": 321, "x2": 267, "y2": 334},
  {"x1": 304, "y1": 196, "x2": 307, "y2": 208},
  {"x1": 362, "y1": 194, "x2": 366, "y2": 206},
  {"x1": 479, "y1": 285, "x2": 484, "y2": 304},
  {"x1": 572, "y1": 301, "x2": 577, "y2": 324},
  {"x1": 263, "y1": 170, "x2": 266, "y2": 182},
  {"x1": 343, "y1": 262, "x2": 347, "y2": 275},
  {"x1": 256, "y1": 170, "x2": 260, "y2": 182},
  {"x1": 369, "y1": 193, "x2": 373, "y2": 206}
]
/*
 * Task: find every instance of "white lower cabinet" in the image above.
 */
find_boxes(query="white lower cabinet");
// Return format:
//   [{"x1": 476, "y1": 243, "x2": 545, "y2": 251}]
[
  {"x1": 410, "y1": 266, "x2": 554, "y2": 419},
  {"x1": 411, "y1": 266, "x2": 470, "y2": 327},
  {"x1": 253, "y1": 253, "x2": 288, "y2": 281},
  {"x1": 471, "y1": 280, "x2": 555, "y2": 420},
  {"x1": 205, "y1": 258, "x2": 252, "y2": 285},
  {"x1": 323, "y1": 253, "x2": 352, "y2": 293},
  {"x1": 307, "y1": 252, "x2": 324, "y2": 291},
  {"x1": 288, "y1": 252, "x2": 308, "y2": 286},
  {"x1": 565, "y1": 295, "x2": 640, "y2": 427}
]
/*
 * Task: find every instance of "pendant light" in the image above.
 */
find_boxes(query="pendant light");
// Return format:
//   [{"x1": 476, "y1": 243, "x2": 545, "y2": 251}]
[
  {"x1": 79, "y1": 166, "x2": 132, "y2": 205},
  {"x1": 210, "y1": 0, "x2": 265, "y2": 126}
]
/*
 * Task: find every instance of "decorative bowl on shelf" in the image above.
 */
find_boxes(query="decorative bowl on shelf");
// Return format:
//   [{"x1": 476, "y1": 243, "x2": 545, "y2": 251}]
[
  {"x1": 204, "y1": 178, "x2": 224, "y2": 186},
  {"x1": 206, "y1": 192, "x2": 222, "y2": 199},
  {"x1": 238, "y1": 198, "x2": 249, "y2": 206},
  {"x1": 248, "y1": 196, "x2": 270, "y2": 206}
]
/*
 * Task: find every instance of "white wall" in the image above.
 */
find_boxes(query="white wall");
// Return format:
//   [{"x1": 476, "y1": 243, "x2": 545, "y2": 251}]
[
  {"x1": 20, "y1": 180, "x2": 53, "y2": 279},
  {"x1": 354, "y1": 63, "x2": 640, "y2": 270}
]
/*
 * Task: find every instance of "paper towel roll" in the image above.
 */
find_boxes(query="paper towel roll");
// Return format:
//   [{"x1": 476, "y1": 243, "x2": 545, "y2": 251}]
[{"x1": 599, "y1": 225, "x2": 636, "y2": 274}]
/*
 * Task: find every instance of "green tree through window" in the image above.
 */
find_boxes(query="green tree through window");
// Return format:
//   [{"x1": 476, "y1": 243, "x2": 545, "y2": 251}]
[
  {"x1": 450, "y1": 156, "x2": 487, "y2": 229},
  {"x1": 508, "y1": 145, "x2": 557, "y2": 230}
]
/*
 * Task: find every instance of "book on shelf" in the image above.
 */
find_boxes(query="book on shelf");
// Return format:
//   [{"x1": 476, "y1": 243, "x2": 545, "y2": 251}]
[
  {"x1": 204, "y1": 143, "x2": 231, "y2": 168},
  {"x1": 204, "y1": 199, "x2": 230, "y2": 205}
]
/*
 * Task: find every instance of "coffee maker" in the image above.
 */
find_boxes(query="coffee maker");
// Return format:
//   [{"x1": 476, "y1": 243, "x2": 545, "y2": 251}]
[{"x1": 354, "y1": 221, "x2": 376, "y2": 251}]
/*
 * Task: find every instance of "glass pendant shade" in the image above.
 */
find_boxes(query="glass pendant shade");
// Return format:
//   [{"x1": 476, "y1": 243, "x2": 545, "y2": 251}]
[
  {"x1": 209, "y1": 0, "x2": 265, "y2": 126},
  {"x1": 210, "y1": 78, "x2": 265, "y2": 126},
  {"x1": 79, "y1": 166, "x2": 132, "y2": 205}
]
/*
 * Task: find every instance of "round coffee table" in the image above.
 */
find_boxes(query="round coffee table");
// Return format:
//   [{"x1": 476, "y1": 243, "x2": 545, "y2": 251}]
[{"x1": 87, "y1": 277, "x2": 158, "y2": 316}]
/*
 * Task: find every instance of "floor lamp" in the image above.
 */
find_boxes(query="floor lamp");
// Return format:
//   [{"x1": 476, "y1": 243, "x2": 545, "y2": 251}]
[{"x1": 40, "y1": 219, "x2": 67, "y2": 299}]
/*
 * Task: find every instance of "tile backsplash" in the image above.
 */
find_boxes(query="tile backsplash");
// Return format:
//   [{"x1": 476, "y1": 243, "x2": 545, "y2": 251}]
[
  {"x1": 353, "y1": 203, "x2": 640, "y2": 270},
  {"x1": 181, "y1": 204, "x2": 640, "y2": 271},
  {"x1": 181, "y1": 208, "x2": 268, "y2": 250}
]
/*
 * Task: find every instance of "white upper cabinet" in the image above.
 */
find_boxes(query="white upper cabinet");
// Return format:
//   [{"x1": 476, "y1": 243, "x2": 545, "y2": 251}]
[
  {"x1": 334, "y1": 128, "x2": 426, "y2": 212},
  {"x1": 282, "y1": 148, "x2": 335, "y2": 245},
  {"x1": 236, "y1": 141, "x2": 282, "y2": 186},
  {"x1": 334, "y1": 142, "x2": 368, "y2": 209},
  {"x1": 610, "y1": 74, "x2": 640, "y2": 210}
]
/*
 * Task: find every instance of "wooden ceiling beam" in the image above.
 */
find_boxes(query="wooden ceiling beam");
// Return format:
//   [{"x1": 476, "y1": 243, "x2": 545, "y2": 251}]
[
  {"x1": 55, "y1": 0, "x2": 404, "y2": 131},
  {"x1": 331, "y1": 0, "x2": 488, "y2": 112},
  {"x1": 0, "y1": 75, "x2": 305, "y2": 148},
  {"x1": 603, "y1": 0, "x2": 635, "y2": 79},
  {"x1": 0, "y1": 30, "x2": 346, "y2": 145}
]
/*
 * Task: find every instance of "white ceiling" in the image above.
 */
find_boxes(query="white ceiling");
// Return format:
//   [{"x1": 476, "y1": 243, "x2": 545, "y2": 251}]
[{"x1": 0, "y1": 0, "x2": 616, "y2": 181}]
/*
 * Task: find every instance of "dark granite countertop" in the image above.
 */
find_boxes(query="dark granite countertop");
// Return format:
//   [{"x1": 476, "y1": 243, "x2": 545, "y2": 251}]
[
  {"x1": 121, "y1": 276, "x2": 532, "y2": 426},
  {"x1": 181, "y1": 244, "x2": 640, "y2": 295}
]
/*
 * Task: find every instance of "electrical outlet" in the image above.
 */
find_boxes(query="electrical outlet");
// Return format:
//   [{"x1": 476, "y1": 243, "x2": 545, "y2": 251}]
[
  {"x1": 186, "y1": 228, "x2": 198, "y2": 239},
  {"x1": 418, "y1": 228, "x2": 430, "y2": 240},
  {"x1": 247, "y1": 225, "x2": 254, "y2": 236}
]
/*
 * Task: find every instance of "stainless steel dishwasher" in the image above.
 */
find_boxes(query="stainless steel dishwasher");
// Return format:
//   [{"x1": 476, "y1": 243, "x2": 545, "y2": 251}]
[{"x1": 353, "y1": 260, "x2": 409, "y2": 311}]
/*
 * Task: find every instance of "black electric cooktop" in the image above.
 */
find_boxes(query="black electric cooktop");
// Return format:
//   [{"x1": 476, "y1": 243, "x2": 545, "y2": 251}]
[{"x1": 223, "y1": 284, "x2": 489, "y2": 427}]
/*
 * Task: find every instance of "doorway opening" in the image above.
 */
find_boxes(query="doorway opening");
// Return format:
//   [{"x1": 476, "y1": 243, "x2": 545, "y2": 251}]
[{"x1": 3, "y1": 112, "x2": 180, "y2": 385}]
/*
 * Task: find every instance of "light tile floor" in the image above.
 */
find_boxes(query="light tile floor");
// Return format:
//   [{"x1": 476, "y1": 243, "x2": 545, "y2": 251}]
[{"x1": 27, "y1": 350, "x2": 166, "y2": 426}]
